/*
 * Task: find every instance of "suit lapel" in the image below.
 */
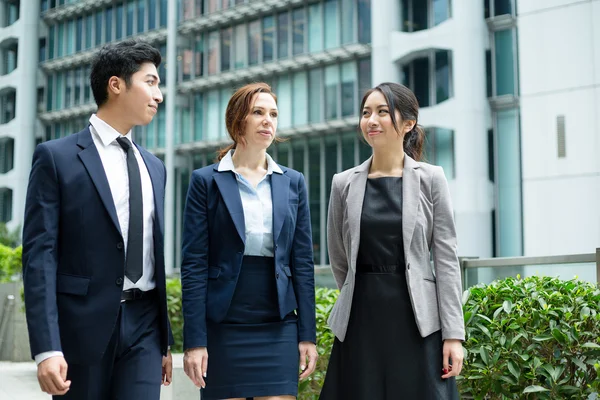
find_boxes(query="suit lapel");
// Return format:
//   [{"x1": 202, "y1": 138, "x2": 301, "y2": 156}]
[
  {"x1": 347, "y1": 158, "x2": 371, "y2": 272},
  {"x1": 137, "y1": 144, "x2": 164, "y2": 238},
  {"x1": 77, "y1": 129, "x2": 122, "y2": 235},
  {"x1": 271, "y1": 172, "x2": 290, "y2": 244},
  {"x1": 402, "y1": 154, "x2": 420, "y2": 260},
  {"x1": 213, "y1": 170, "x2": 246, "y2": 243}
]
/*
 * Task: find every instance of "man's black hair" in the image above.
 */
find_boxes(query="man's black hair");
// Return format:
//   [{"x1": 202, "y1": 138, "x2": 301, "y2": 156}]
[{"x1": 90, "y1": 40, "x2": 161, "y2": 107}]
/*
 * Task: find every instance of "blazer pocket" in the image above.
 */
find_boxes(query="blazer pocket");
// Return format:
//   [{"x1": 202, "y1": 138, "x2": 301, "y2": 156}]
[
  {"x1": 208, "y1": 267, "x2": 221, "y2": 279},
  {"x1": 423, "y1": 276, "x2": 436, "y2": 283},
  {"x1": 56, "y1": 273, "x2": 90, "y2": 296},
  {"x1": 289, "y1": 198, "x2": 299, "y2": 205},
  {"x1": 282, "y1": 265, "x2": 292, "y2": 277}
]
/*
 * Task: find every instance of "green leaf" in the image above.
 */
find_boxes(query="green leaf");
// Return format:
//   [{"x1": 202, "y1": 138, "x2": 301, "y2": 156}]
[
  {"x1": 503, "y1": 299, "x2": 513, "y2": 314},
  {"x1": 480, "y1": 347, "x2": 490, "y2": 366},
  {"x1": 573, "y1": 357, "x2": 587, "y2": 371},
  {"x1": 551, "y1": 328, "x2": 567, "y2": 345},
  {"x1": 533, "y1": 334, "x2": 554, "y2": 342},
  {"x1": 580, "y1": 306, "x2": 591, "y2": 319},
  {"x1": 523, "y1": 385, "x2": 550, "y2": 393},
  {"x1": 582, "y1": 342, "x2": 600, "y2": 349},
  {"x1": 508, "y1": 360, "x2": 520, "y2": 380}
]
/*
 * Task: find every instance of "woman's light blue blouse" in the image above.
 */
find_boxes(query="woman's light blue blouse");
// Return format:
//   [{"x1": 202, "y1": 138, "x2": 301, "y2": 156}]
[{"x1": 218, "y1": 150, "x2": 283, "y2": 257}]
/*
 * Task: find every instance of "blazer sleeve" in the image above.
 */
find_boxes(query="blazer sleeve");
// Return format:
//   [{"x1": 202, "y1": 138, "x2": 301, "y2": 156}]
[
  {"x1": 290, "y1": 173, "x2": 317, "y2": 343},
  {"x1": 22, "y1": 144, "x2": 63, "y2": 358},
  {"x1": 431, "y1": 167, "x2": 465, "y2": 341},
  {"x1": 327, "y1": 174, "x2": 348, "y2": 289},
  {"x1": 180, "y1": 171, "x2": 210, "y2": 349}
]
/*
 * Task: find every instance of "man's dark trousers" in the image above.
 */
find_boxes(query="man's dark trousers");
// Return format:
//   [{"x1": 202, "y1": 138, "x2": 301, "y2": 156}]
[{"x1": 55, "y1": 294, "x2": 162, "y2": 400}]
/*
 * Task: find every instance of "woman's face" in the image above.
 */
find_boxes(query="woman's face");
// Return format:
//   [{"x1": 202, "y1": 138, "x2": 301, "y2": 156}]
[
  {"x1": 360, "y1": 90, "x2": 409, "y2": 150},
  {"x1": 242, "y1": 92, "x2": 278, "y2": 151}
]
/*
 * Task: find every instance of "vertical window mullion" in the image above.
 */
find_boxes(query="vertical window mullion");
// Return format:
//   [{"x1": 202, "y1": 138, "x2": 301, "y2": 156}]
[{"x1": 319, "y1": 135, "x2": 326, "y2": 266}]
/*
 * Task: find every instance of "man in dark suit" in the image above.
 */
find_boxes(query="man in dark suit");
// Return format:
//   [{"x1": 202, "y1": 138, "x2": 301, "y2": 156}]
[{"x1": 22, "y1": 40, "x2": 173, "y2": 399}]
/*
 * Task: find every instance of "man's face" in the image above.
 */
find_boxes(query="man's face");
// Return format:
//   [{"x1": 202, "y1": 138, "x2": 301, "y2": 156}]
[{"x1": 118, "y1": 62, "x2": 163, "y2": 127}]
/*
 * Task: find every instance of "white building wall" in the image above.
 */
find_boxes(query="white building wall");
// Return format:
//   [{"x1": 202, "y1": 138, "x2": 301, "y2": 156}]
[
  {"x1": 378, "y1": 0, "x2": 494, "y2": 257},
  {"x1": 518, "y1": 0, "x2": 600, "y2": 256}
]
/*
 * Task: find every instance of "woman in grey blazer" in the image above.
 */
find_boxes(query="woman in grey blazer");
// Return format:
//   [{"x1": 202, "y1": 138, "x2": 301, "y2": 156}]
[{"x1": 320, "y1": 82, "x2": 465, "y2": 399}]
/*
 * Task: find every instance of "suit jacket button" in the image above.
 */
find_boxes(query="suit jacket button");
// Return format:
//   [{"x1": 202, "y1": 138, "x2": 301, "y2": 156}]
[
  {"x1": 116, "y1": 277, "x2": 123, "y2": 286},
  {"x1": 276, "y1": 273, "x2": 280, "y2": 279},
  {"x1": 117, "y1": 242, "x2": 124, "y2": 250}
]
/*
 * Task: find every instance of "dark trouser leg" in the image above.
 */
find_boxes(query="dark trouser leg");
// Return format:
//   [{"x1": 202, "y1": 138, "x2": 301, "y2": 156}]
[{"x1": 110, "y1": 295, "x2": 163, "y2": 400}]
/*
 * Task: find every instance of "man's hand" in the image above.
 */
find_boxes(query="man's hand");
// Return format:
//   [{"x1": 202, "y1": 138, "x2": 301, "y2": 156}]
[
  {"x1": 162, "y1": 350, "x2": 173, "y2": 386},
  {"x1": 37, "y1": 356, "x2": 71, "y2": 395},
  {"x1": 298, "y1": 341, "x2": 318, "y2": 380},
  {"x1": 183, "y1": 347, "x2": 208, "y2": 388}
]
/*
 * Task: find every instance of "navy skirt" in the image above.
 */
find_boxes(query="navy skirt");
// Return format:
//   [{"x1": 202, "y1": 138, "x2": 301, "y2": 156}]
[{"x1": 201, "y1": 256, "x2": 299, "y2": 400}]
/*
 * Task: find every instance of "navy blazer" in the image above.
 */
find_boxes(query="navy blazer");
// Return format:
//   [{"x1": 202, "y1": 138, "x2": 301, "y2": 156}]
[
  {"x1": 180, "y1": 162, "x2": 317, "y2": 349},
  {"x1": 22, "y1": 128, "x2": 173, "y2": 365}
]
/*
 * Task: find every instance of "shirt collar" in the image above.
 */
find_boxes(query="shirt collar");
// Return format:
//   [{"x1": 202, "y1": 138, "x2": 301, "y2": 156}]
[
  {"x1": 218, "y1": 149, "x2": 283, "y2": 175},
  {"x1": 89, "y1": 114, "x2": 133, "y2": 148}
]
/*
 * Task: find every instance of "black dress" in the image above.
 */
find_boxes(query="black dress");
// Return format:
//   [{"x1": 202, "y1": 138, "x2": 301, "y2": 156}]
[{"x1": 320, "y1": 177, "x2": 459, "y2": 400}]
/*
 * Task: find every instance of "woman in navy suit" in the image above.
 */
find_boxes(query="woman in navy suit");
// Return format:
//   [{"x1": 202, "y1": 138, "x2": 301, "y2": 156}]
[{"x1": 180, "y1": 82, "x2": 318, "y2": 400}]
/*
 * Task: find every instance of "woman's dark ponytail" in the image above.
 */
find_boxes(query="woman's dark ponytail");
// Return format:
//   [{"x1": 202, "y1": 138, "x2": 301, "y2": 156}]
[{"x1": 403, "y1": 124, "x2": 425, "y2": 162}]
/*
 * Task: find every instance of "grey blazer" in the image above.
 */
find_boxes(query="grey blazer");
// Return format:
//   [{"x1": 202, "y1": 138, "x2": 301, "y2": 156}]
[{"x1": 326, "y1": 154, "x2": 465, "y2": 342}]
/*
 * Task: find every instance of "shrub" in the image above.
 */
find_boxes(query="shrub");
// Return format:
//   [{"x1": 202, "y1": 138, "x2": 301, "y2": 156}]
[
  {"x1": 459, "y1": 275, "x2": 600, "y2": 399},
  {"x1": 0, "y1": 244, "x2": 22, "y2": 283},
  {"x1": 166, "y1": 277, "x2": 183, "y2": 353}
]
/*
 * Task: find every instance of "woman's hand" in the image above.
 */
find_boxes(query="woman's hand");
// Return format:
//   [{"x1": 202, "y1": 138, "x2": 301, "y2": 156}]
[
  {"x1": 441, "y1": 339, "x2": 464, "y2": 379},
  {"x1": 298, "y1": 341, "x2": 318, "y2": 380},
  {"x1": 183, "y1": 347, "x2": 208, "y2": 388}
]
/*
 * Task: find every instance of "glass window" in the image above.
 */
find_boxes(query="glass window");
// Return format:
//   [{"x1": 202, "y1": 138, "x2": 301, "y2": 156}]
[
  {"x1": 157, "y1": 99, "x2": 166, "y2": 147},
  {"x1": 194, "y1": 93, "x2": 203, "y2": 141},
  {"x1": 105, "y1": 7, "x2": 113, "y2": 42},
  {"x1": 206, "y1": 0, "x2": 218, "y2": 13},
  {"x1": 325, "y1": 64, "x2": 339, "y2": 120},
  {"x1": 277, "y1": 12, "x2": 289, "y2": 59},
  {"x1": 95, "y1": 12, "x2": 103, "y2": 46},
  {"x1": 75, "y1": 17, "x2": 83, "y2": 52},
  {"x1": 341, "y1": 0, "x2": 355, "y2": 44},
  {"x1": 206, "y1": 90, "x2": 219, "y2": 140},
  {"x1": 138, "y1": 0, "x2": 145, "y2": 33},
  {"x1": 292, "y1": 71, "x2": 308, "y2": 126},
  {"x1": 308, "y1": 3, "x2": 323, "y2": 53},
  {"x1": 276, "y1": 142, "x2": 289, "y2": 166},
  {"x1": 39, "y1": 38, "x2": 47, "y2": 63},
  {"x1": 413, "y1": 57, "x2": 430, "y2": 107},
  {"x1": 84, "y1": 66, "x2": 91, "y2": 103},
  {"x1": 309, "y1": 68, "x2": 323, "y2": 123},
  {"x1": 85, "y1": 15, "x2": 93, "y2": 49},
  {"x1": 181, "y1": 104, "x2": 191, "y2": 144},
  {"x1": 263, "y1": 16, "x2": 274, "y2": 62},
  {"x1": 181, "y1": 49, "x2": 193, "y2": 81},
  {"x1": 358, "y1": 57, "x2": 371, "y2": 93},
  {"x1": 292, "y1": 8, "x2": 305, "y2": 55},
  {"x1": 116, "y1": 3, "x2": 124, "y2": 40},
  {"x1": 358, "y1": 136, "x2": 371, "y2": 162},
  {"x1": 324, "y1": 0, "x2": 339, "y2": 49},
  {"x1": 233, "y1": 24, "x2": 247, "y2": 69},
  {"x1": 433, "y1": 0, "x2": 450, "y2": 26},
  {"x1": 341, "y1": 131, "x2": 355, "y2": 170},
  {"x1": 496, "y1": 108, "x2": 522, "y2": 256},
  {"x1": 412, "y1": 0, "x2": 428, "y2": 31},
  {"x1": 207, "y1": 31, "x2": 219, "y2": 74},
  {"x1": 341, "y1": 61, "x2": 356, "y2": 117},
  {"x1": 160, "y1": 0, "x2": 168, "y2": 27},
  {"x1": 494, "y1": 29, "x2": 516, "y2": 96},
  {"x1": 221, "y1": 27, "x2": 232, "y2": 71},
  {"x1": 308, "y1": 137, "x2": 321, "y2": 264},
  {"x1": 182, "y1": 0, "x2": 195, "y2": 20},
  {"x1": 149, "y1": 0, "x2": 157, "y2": 30},
  {"x1": 494, "y1": 0, "x2": 513, "y2": 16},
  {"x1": 425, "y1": 128, "x2": 454, "y2": 178},
  {"x1": 57, "y1": 23, "x2": 64, "y2": 57},
  {"x1": 292, "y1": 139, "x2": 305, "y2": 174},
  {"x1": 127, "y1": 1, "x2": 135, "y2": 36},
  {"x1": 248, "y1": 20, "x2": 260, "y2": 66},
  {"x1": 486, "y1": 49, "x2": 492, "y2": 97},
  {"x1": 276, "y1": 75, "x2": 292, "y2": 129},
  {"x1": 435, "y1": 50, "x2": 450, "y2": 103},
  {"x1": 220, "y1": 87, "x2": 231, "y2": 138},
  {"x1": 56, "y1": 72, "x2": 64, "y2": 109},
  {"x1": 158, "y1": 44, "x2": 167, "y2": 83},
  {"x1": 146, "y1": 116, "x2": 156, "y2": 148},
  {"x1": 65, "y1": 70, "x2": 72, "y2": 108},
  {"x1": 49, "y1": 25, "x2": 55, "y2": 59},
  {"x1": 195, "y1": 34, "x2": 204, "y2": 77},
  {"x1": 358, "y1": 0, "x2": 371, "y2": 43},
  {"x1": 74, "y1": 68, "x2": 81, "y2": 106},
  {"x1": 46, "y1": 76, "x2": 53, "y2": 111},
  {"x1": 66, "y1": 21, "x2": 75, "y2": 55}
]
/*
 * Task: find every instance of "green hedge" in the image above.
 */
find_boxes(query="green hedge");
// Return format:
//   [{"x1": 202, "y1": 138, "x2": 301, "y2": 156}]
[
  {"x1": 0, "y1": 244, "x2": 22, "y2": 283},
  {"x1": 167, "y1": 275, "x2": 600, "y2": 399}
]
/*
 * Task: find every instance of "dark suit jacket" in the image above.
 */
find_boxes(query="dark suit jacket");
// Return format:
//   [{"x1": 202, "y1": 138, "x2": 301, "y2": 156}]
[
  {"x1": 180, "y1": 163, "x2": 317, "y2": 349},
  {"x1": 22, "y1": 127, "x2": 173, "y2": 365}
]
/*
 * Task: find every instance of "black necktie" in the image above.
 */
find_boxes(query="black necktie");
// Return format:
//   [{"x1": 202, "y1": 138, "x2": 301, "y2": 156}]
[{"x1": 116, "y1": 136, "x2": 143, "y2": 283}]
